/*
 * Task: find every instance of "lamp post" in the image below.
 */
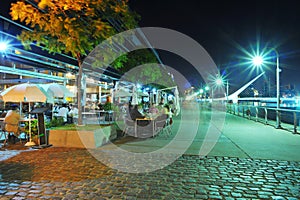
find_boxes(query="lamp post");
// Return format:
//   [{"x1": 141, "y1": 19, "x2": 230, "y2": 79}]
[
  {"x1": 226, "y1": 80, "x2": 229, "y2": 103},
  {"x1": 215, "y1": 76, "x2": 229, "y2": 102},
  {"x1": 252, "y1": 48, "x2": 281, "y2": 128}
]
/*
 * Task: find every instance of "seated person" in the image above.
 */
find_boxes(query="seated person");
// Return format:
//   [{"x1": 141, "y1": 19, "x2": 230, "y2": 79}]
[
  {"x1": 163, "y1": 104, "x2": 173, "y2": 125},
  {"x1": 129, "y1": 105, "x2": 144, "y2": 121},
  {"x1": 52, "y1": 103, "x2": 60, "y2": 115},
  {"x1": 4, "y1": 105, "x2": 21, "y2": 143},
  {"x1": 129, "y1": 105, "x2": 150, "y2": 127},
  {"x1": 57, "y1": 104, "x2": 69, "y2": 123},
  {"x1": 68, "y1": 104, "x2": 79, "y2": 124},
  {"x1": 148, "y1": 103, "x2": 159, "y2": 115}
]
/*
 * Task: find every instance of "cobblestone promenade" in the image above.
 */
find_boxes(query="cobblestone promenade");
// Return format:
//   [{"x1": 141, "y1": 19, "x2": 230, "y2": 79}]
[{"x1": 0, "y1": 146, "x2": 300, "y2": 199}]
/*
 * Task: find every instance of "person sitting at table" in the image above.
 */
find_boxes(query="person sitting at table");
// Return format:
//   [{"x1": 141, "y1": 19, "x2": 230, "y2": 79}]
[
  {"x1": 57, "y1": 104, "x2": 68, "y2": 124},
  {"x1": 129, "y1": 105, "x2": 150, "y2": 126},
  {"x1": 52, "y1": 103, "x2": 60, "y2": 116},
  {"x1": 129, "y1": 105, "x2": 144, "y2": 120},
  {"x1": 162, "y1": 104, "x2": 173, "y2": 125},
  {"x1": 148, "y1": 103, "x2": 159, "y2": 115},
  {"x1": 68, "y1": 104, "x2": 78, "y2": 124},
  {"x1": 4, "y1": 104, "x2": 21, "y2": 144}
]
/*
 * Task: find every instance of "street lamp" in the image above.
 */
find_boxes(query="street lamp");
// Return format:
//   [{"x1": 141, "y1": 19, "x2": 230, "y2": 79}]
[
  {"x1": 215, "y1": 76, "x2": 229, "y2": 102},
  {"x1": 252, "y1": 48, "x2": 281, "y2": 128},
  {"x1": 226, "y1": 80, "x2": 229, "y2": 102},
  {"x1": 0, "y1": 42, "x2": 8, "y2": 51}
]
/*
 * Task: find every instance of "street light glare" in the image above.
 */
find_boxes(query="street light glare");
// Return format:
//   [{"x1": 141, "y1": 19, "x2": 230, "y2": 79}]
[
  {"x1": 252, "y1": 55, "x2": 264, "y2": 66},
  {"x1": 216, "y1": 78, "x2": 223, "y2": 85},
  {"x1": 0, "y1": 42, "x2": 8, "y2": 51}
]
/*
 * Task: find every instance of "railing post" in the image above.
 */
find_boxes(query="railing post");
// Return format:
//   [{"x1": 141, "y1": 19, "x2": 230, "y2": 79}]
[
  {"x1": 255, "y1": 107, "x2": 258, "y2": 122},
  {"x1": 233, "y1": 104, "x2": 235, "y2": 115},
  {"x1": 242, "y1": 106, "x2": 245, "y2": 118},
  {"x1": 247, "y1": 106, "x2": 251, "y2": 120},
  {"x1": 264, "y1": 108, "x2": 268, "y2": 125},
  {"x1": 293, "y1": 112, "x2": 297, "y2": 134},
  {"x1": 276, "y1": 109, "x2": 281, "y2": 129}
]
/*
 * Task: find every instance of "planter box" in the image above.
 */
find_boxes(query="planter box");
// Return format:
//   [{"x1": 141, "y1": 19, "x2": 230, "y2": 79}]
[{"x1": 49, "y1": 126, "x2": 116, "y2": 148}]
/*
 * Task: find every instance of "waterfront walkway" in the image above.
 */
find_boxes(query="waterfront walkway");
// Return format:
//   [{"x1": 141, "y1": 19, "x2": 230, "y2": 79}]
[{"x1": 0, "y1": 104, "x2": 300, "y2": 199}]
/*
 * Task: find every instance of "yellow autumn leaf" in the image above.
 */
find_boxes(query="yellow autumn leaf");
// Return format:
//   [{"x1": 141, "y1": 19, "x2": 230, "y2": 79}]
[{"x1": 38, "y1": 0, "x2": 48, "y2": 9}]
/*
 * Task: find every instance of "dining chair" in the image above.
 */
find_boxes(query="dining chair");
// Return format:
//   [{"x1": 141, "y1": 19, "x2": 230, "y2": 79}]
[
  {"x1": 0, "y1": 121, "x2": 8, "y2": 146},
  {"x1": 0, "y1": 122, "x2": 22, "y2": 145},
  {"x1": 154, "y1": 114, "x2": 169, "y2": 138},
  {"x1": 165, "y1": 117, "x2": 173, "y2": 136},
  {"x1": 123, "y1": 117, "x2": 136, "y2": 137}
]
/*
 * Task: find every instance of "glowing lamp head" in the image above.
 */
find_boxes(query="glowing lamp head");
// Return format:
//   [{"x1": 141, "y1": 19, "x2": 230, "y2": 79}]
[
  {"x1": 0, "y1": 42, "x2": 8, "y2": 51},
  {"x1": 216, "y1": 78, "x2": 223, "y2": 85},
  {"x1": 252, "y1": 55, "x2": 264, "y2": 67}
]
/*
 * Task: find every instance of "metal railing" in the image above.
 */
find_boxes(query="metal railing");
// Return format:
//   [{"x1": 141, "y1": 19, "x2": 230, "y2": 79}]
[{"x1": 226, "y1": 104, "x2": 300, "y2": 134}]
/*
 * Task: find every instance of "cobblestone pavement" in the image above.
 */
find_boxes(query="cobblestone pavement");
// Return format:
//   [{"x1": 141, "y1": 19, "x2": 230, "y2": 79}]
[{"x1": 0, "y1": 145, "x2": 299, "y2": 199}]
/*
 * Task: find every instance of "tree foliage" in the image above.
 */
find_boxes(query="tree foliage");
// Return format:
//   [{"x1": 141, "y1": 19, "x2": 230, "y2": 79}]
[
  {"x1": 10, "y1": 0, "x2": 138, "y2": 58},
  {"x1": 118, "y1": 49, "x2": 175, "y2": 87},
  {"x1": 10, "y1": 0, "x2": 139, "y2": 125}
]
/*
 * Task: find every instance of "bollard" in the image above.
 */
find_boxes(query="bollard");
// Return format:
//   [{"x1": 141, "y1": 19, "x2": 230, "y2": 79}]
[{"x1": 255, "y1": 107, "x2": 258, "y2": 122}]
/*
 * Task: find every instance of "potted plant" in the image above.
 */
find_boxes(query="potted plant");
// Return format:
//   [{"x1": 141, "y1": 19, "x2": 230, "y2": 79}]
[{"x1": 24, "y1": 119, "x2": 39, "y2": 143}]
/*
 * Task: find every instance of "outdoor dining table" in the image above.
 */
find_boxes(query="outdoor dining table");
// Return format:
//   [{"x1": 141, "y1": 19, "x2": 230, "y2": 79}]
[
  {"x1": 135, "y1": 116, "x2": 157, "y2": 138},
  {"x1": 0, "y1": 117, "x2": 35, "y2": 122},
  {"x1": 95, "y1": 110, "x2": 114, "y2": 124}
]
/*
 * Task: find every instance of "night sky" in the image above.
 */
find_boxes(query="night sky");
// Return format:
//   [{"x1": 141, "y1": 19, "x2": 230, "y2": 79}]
[
  {"x1": 130, "y1": 0, "x2": 300, "y2": 93},
  {"x1": 2, "y1": 1, "x2": 300, "y2": 93}
]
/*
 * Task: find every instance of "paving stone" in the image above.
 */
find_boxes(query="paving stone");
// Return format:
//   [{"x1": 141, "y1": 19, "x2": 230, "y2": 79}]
[
  {"x1": 231, "y1": 192, "x2": 243, "y2": 198},
  {"x1": 0, "y1": 147, "x2": 299, "y2": 199},
  {"x1": 5, "y1": 191, "x2": 18, "y2": 196}
]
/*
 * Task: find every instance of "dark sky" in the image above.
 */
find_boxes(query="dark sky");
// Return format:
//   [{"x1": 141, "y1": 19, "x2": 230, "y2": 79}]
[
  {"x1": 129, "y1": 0, "x2": 300, "y2": 92},
  {"x1": 2, "y1": 1, "x2": 300, "y2": 93}
]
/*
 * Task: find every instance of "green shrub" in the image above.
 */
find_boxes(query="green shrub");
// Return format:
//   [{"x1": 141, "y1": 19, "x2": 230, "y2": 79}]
[
  {"x1": 46, "y1": 117, "x2": 64, "y2": 128},
  {"x1": 24, "y1": 119, "x2": 38, "y2": 136}
]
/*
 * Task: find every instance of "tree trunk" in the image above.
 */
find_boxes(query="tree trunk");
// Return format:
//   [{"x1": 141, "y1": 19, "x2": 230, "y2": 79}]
[{"x1": 77, "y1": 54, "x2": 83, "y2": 125}]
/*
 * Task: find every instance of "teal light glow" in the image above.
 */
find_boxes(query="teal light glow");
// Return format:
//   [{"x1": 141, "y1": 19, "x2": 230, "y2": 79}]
[
  {"x1": 216, "y1": 77, "x2": 223, "y2": 86},
  {"x1": 252, "y1": 55, "x2": 264, "y2": 66},
  {"x1": 0, "y1": 42, "x2": 8, "y2": 51},
  {"x1": 231, "y1": 39, "x2": 281, "y2": 81}
]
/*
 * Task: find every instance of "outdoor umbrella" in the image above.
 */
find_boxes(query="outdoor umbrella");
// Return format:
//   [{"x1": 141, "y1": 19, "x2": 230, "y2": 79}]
[
  {"x1": 137, "y1": 91, "x2": 149, "y2": 97},
  {"x1": 113, "y1": 88, "x2": 132, "y2": 98},
  {"x1": 0, "y1": 83, "x2": 53, "y2": 103},
  {"x1": 39, "y1": 83, "x2": 75, "y2": 98},
  {"x1": 0, "y1": 83, "x2": 53, "y2": 146}
]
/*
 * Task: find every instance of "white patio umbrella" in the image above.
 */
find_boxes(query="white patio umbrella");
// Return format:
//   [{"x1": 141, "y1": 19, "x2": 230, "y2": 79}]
[
  {"x1": 39, "y1": 83, "x2": 75, "y2": 98},
  {"x1": 113, "y1": 88, "x2": 132, "y2": 98},
  {"x1": 137, "y1": 91, "x2": 149, "y2": 97},
  {"x1": 0, "y1": 83, "x2": 53, "y2": 103},
  {"x1": 0, "y1": 83, "x2": 53, "y2": 146}
]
